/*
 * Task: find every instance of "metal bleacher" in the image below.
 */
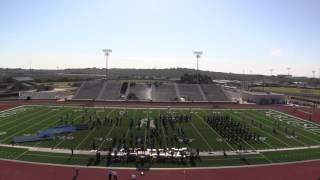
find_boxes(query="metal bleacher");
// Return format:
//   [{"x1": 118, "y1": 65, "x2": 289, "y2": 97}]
[
  {"x1": 97, "y1": 81, "x2": 123, "y2": 100},
  {"x1": 151, "y1": 83, "x2": 177, "y2": 101},
  {"x1": 128, "y1": 83, "x2": 151, "y2": 100},
  {"x1": 177, "y1": 84, "x2": 204, "y2": 101},
  {"x1": 201, "y1": 84, "x2": 230, "y2": 101},
  {"x1": 72, "y1": 80, "x2": 231, "y2": 102},
  {"x1": 73, "y1": 80, "x2": 104, "y2": 100}
]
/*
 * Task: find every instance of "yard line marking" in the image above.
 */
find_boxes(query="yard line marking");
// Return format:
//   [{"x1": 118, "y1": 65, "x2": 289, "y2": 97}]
[
  {"x1": 0, "y1": 106, "x2": 38, "y2": 123},
  {"x1": 0, "y1": 108, "x2": 48, "y2": 129},
  {"x1": 76, "y1": 109, "x2": 115, "y2": 150},
  {"x1": 229, "y1": 111, "x2": 290, "y2": 148},
  {"x1": 264, "y1": 110, "x2": 320, "y2": 143},
  {"x1": 51, "y1": 112, "x2": 87, "y2": 149},
  {"x1": 14, "y1": 150, "x2": 29, "y2": 160},
  {"x1": 75, "y1": 128, "x2": 97, "y2": 149},
  {"x1": 1, "y1": 109, "x2": 69, "y2": 143},
  {"x1": 125, "y1": 109, "x2": 137, "y2": 138},
  {"x1": 239, "y1": 138, "x2": 273, "y2": 164},
  {"x1": 190, "y1": 123, "x2": 214, "y2": 151},
  {"x1": 35, "y1": 109, "x2": 83, "y2": 147},
  {"x1": 198, "y1": 112, "x2": 235, "y2": 151},
  {"x1": 98, "y1": 125, "x2": 115, "y2": 150},
  {"x1": 23, "y1": 153, "x2": 88, "y2": 160},
  {"x1": 247, "y1": 111, "x2": 308, "y2": 147}
]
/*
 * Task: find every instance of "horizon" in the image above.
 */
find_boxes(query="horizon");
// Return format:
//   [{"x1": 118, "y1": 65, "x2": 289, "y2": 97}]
[{"x1": 1, "y1": 0, "x2": 320, "y2": 77}]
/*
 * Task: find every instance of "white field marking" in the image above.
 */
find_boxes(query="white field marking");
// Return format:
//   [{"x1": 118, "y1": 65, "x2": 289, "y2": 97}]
[
  {"x1": 14, "y1": 149, "x2": 29, "y2": 160},
  {"x1": 94, "y1": 109, "x2": 117, "y2": 150},
  {"x1": 1, "y1": 109, "x2": 57, "y2": 131},
  {"x1": 63, "y1": 108, "x2": 115, "y2": 150},
  {"x1": 269, "y1": 109, "x2": 320, "y2": 138},
  {"x1": 1, "y1": 109, "x2": 70, "y2": 143},
  {"x1": 0, "y1": 107, "x2": 31, "y2": 120},
  {"x1": 231, "y1": 111, "x2": 291, "y2": 148},
  {"x1": 261, "y1": 141, "x2": 274, "y2": 149},
  {"x1": 98, "y1": 125, "x2": 115, "y2": 150},
  {"x1": 20, "y1": 104, "x2": 269, "y2": 111},
  {"x1": 0, "y1": 105, "x2": 30, "y2": 120},
  {"x1": 159, "y1": 111, "x2": 167, "y2": 140},
  {"x1": 0, "y1": 107, "x2": 48, "y2": 129},
  {"x1": 23, "y1": 153, "x2": 88, "y2": 160},
  {"x1": 246, "y1": 110, "x2": 308, "y2": 147},
  {"x1": 1, "y1": 143, "x2": 320, "y2": 158},
  {"x1": 175, "y1": 109, "x2": 217, "y2": 151},
  {"x1": 51, "y1": 114, "x2": 85, "y2": 149},
  {"x1": 202, "y1": 156, "x2": 265, "y2": 161},
  {"x1": 125, "y1": 109, "x2": 138, "y2": 138},
  {"x1": 262, "y1": 111, "x2": 320, "y2": 146},
  {"x1": 35, "y1": 109, "x2": 85, "y2": 148},
  {"x1": 51, "y1": 109, "x2": 97, "y2": 149},
  {"x1": 239, "y1": 138, "x2": 273, "y2": 164},
  {"x1": 228, "y1": 112, "x2": 275, "y2": 149},
  {"x1": 197, "y1": 112, "x2": 235, "y2": 151},
  {"x1": 190, "y1": 123, "x2": 214, "y2": 151},
  {"x1": 75, "y1": 128, "x2": 97, "y2": 149},
  {"x1": 271, "y1": 109, "x2": 320, "y2": 131}
]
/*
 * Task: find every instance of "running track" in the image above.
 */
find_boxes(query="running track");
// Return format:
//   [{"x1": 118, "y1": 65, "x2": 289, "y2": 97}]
[{"x1": 1, "y1": 159, "x2": 320, "y2": 180}]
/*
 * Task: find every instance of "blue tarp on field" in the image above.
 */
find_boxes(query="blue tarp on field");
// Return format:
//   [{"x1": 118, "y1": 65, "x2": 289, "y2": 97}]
[
  {"x1": 14, "y1": 124, "x2": 89, "y2": 143},
  {"x1": 14, "y1": 135, "x2": 53, "y2": 143},
  {"x1": 38, "y1": 124, "x2": 89, "y2": 137}
]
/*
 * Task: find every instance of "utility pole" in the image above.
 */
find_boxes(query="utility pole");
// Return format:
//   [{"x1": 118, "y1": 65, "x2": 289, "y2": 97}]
[
  {"x1": 193, "y1": 51, "x2": 203, "y2": 84},
  {"x1": 102, "y1": 49, "x2": 112, "y2": 80}
]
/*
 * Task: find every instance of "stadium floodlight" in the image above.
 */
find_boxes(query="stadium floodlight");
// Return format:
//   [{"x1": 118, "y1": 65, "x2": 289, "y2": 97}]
[
  {"x1": 193, "y1": 51, "x2": 203, "y2": 83},
  {"x1": 287, "y1": 67, "x2": 291, "y2": 76},
  {"x1": 312, "y1": 70, "x2": 316, "y2": 79},
  {"x1": 102, "y1": 49, "x2": 112, "y2": 80},
  {"x1": 270, "y1": 69, "x2": 273, "y2": 76}
]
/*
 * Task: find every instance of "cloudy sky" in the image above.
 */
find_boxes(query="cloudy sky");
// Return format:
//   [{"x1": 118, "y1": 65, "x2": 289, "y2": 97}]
[{"x1": 0, "y1": 0, "x2": 319, "y2": 77}]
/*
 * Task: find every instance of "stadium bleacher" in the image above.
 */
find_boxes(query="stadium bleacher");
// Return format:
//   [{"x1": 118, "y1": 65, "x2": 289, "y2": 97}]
[
  {"x1": 72, "y1": 80, "x2": 231, "y2": 102},
  {"x1": 73, "y1": 80, "x2": 104, "y2": 99},
  {"x1": 201, "y1": 84, "x2": 230, "y2": 101},
  {"x1": 177, "y1": 84, "x2": 204, "y2": 101},
  {"x1": 128, "y1": 83, "x2": 152, "y2": 100},
  {"x1": 97, "y1": 81, "x2": 123, "y2": 100},
  {"x1": 151, "y1": 83, "x2": 177, "y2": 101}
]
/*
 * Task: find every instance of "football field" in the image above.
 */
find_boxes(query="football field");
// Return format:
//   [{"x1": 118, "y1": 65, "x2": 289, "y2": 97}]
[{"x1": 1, "y1": 105, "x2": 320, "y2": 167}]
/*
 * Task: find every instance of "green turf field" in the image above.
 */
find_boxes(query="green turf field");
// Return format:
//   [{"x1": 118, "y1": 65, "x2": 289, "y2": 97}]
[{"x1": 0, "y1": 105, "x2": 320, "y2": 167}]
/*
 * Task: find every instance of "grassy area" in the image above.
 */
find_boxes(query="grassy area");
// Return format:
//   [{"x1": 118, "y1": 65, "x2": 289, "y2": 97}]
[
  {"x1": 0, "y1": 105, "x2": 320, "y2": 167},
  {"x1": 252, "y1": 86, "x2": 320, "y2": 95}
]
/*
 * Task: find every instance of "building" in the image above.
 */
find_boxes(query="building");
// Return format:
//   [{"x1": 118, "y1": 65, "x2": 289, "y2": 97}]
[{"x1": 241, "y1": 90, "x2": 286, "y2": 104}]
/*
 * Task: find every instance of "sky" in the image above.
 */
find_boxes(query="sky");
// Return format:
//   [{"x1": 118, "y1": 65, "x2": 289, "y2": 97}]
[{"x1": 0, "y1": 0, "x2": 320, "y2": 77}]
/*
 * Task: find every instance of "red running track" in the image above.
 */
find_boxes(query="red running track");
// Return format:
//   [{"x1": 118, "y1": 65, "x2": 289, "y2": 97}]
[{"x1": 0, "y1": 159, "x2": 320, "y2": 180}]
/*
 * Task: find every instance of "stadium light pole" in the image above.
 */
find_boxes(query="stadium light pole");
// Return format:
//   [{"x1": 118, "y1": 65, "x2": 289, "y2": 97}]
[
  {"x1": 287, "y1": 67, "x2": 291, "y2": 76},
  {"x1": 312, "y1": 70, "x2": 316, "y2": 79},
  {"x1": 102, "y1": 49, "x2": 112, "y2": 80},
  {"x1": 270, "y1": 69, "x2": 273, "y2": 76},
  {"x1": 193, "y1": 51, "x2": 203, "y2": 83}
]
